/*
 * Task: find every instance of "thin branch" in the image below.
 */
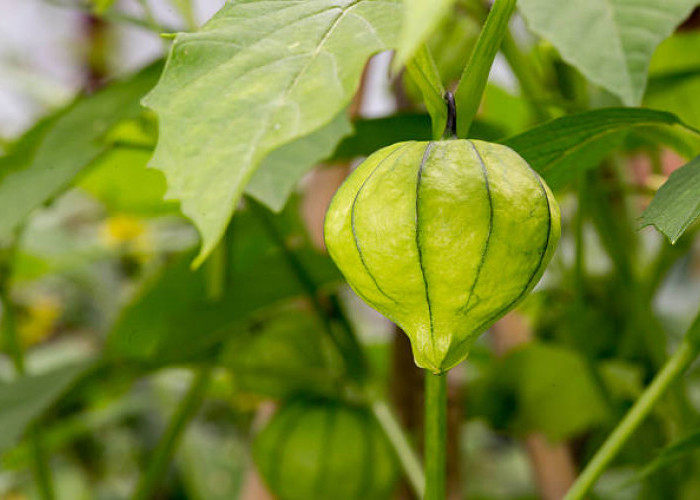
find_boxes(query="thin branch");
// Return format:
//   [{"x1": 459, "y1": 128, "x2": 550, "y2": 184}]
[
  {"x1": 564, "y1": 313, "x2": 700, "y2": 499},
  {"x1": 131, "y1": 367, "x2": 212, "y2": 500},
  {"x1": 1, "y1": 230, "x2": 55, "y2": 500}
]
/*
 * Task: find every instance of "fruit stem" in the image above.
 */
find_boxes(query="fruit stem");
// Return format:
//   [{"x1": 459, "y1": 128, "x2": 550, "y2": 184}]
[
  {"x1": 564, "y1": 310, "x2": 700, "y2": 500},
  {"x1": 442, "y1": 91, "x2": 458, "y2": 140},
  {"x1": 425, "y1": 371, "x2": 447, "y2": 500}
]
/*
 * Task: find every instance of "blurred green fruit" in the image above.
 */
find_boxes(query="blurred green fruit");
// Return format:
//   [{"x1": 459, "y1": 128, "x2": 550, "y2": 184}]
[{"x1": 254, "y1": 399, "x2": 398, "y2": 500}]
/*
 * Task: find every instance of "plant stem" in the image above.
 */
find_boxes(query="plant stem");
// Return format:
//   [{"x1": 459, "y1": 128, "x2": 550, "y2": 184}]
[
  {"x1": 564, "y1": 315, "x2": 700, "y2": 500},
  {"x1": 587, "y1": 172, "x2": 695, "y2": 426},
  {"x1": 454, "y1": 0, "x2": 517, "y2": 137},
  {"x1": 425, "y1": 371, "x2": 447, "y2": 500},
  {"x1": 500, "y1": 32, "x2": 553, "y2": 122},
  {"x1": 370, "y1": 399, "x2": 426, "y2": 498},
  {"x1": 1, "y1": 240, "x2": 55, "y2": 500},
  {"x1": 0, "y1": 288, "x2": 24, "y2": 373},
  {"x1": 169, "y1": 0, "x2": 198, "y2": 31},
  {"x1": 467, "y1": 0, "x2": 552, "y2": 123},
  {"x1": 132, "y1": 366, "x2": 212, "y2": 500},
  {"x1": 28, "y1": 427, "x2": 54, "y2": 500},
  {"x1": 134, "y1": 0, "x2": 172, "y2": 51},
  {"x1": 42, "y1": 0, "x2": 177, "y2": 34},
  {"x1": 132, "y1": 236, "x2": 225, "y2": 499},
  {"x1": 247, "y1": 198, "x2": 425, "y2": 497},
  {"x1": 248, "y1": 197, "x2": 367, "y2": 381}
]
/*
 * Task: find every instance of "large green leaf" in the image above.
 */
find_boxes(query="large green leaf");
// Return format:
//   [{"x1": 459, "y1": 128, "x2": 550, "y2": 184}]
[
  {"x1": 0, "y1": 63, "x2": 162, "y2": 243},
  {"x1": 468, "y1": 342, "x2": 609, "y2": 440},
  {"x1": 646, "y1": 31, "x2": 700, "y2": 131},
  {"x1": 143, "y1": 0, "x2": 402, "y2": 266},
  {"x1": 245, "y1": 111, "x2": 353, "y2": 212},
  {"x1": 518, "y1": 0, "x2": 697, "y2": 105},
  {"x1": 503, "y1": 107, "x2": 698, "y2": 188},
  {"x1": 640, "y1": 156, "x2": 700, "y2": 243},
  {"x1": 394, "y1": 0, "x2": 456, "y2": 71},
  {"x1": 506, "y1": 343, "x2": 609, "y2": 440},
  {"x1": 0, "y1": 363, "x2": 90, "y2": 456},
  {"x1": 106, "y1": 209, "x2": 341, "y2": 362}
]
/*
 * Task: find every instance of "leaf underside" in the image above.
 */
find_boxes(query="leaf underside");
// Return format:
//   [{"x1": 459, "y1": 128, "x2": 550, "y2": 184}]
[
  {"x1": 640, "y1": 155, "x2": 700, "y2": 243},
  {"x1": 245, "y1": 111, "x2": 353, "y2": 212},
  {"x1": 143, "y1": 0, "x2": 402, "y2": 265}
]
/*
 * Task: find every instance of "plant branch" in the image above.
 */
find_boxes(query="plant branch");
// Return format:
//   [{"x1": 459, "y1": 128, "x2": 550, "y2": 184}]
[
  {"x1": 169, "y1": 0, "x2": 198, "y2": 31},
  {"x1": 135, "y1": 0, "x2": 164, "y2": 34},
  {"x1": 564, "y1": 313, "x2": 700, "y2": 500},
  {"x1": 370, "y1": 399, "x2": 426, "y2": 498},
  {"x1": 1, "y1": 235, "x2": 55, "y2": 500},
  {"x1": 454, "y1": 0, "x2": 517, "y2": 136},
  {"x1": 500, "y1": 32, "x2": 553, "y2": 122},
  {"x1": 132, "y1": 366, "x2": 212, "y2": 500},
  {"x1": 42, "y1": 0, "x2": 177, "y2": 34},
  {"x1": 248, "y1": 197, "x2": 367, "y2": 382},
  {"x1": 247, "y1": 198, "x2": 425, "y2": 498},
  {"x1": 467, "y1": 0, "x2": 553, "y2": 123},
  {"x1": 424, "y1": 371, "x2": 447, "y2": 500},
  {"x1": 132, "y1": 235, "x2": 226, "y2": 499}
]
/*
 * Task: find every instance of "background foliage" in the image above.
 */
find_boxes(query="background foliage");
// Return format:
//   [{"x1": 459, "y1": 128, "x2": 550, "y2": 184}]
[{"x1": 2, "y1": 0, "x2": 700, "y2": 499}]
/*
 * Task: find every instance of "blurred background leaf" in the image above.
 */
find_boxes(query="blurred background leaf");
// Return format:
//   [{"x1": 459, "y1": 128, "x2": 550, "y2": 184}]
[
  {"x1": 0, "y1": 62, "x2": 162, "y2": 243},
  {"x1": 0, "y1": 362, "x2": 92, "y2": 457}
]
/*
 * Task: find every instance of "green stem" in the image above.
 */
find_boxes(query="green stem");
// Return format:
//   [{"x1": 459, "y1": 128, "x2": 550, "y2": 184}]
[
  {"x1": 135, "y1": 0, "x2": 165, "y2": 34},
  {"x1": 564, "y1": 316, "x2": 700, "y2": 500},
  {"x1": 587, "y1": 172, "x2": 694, "y2": 426},
  {"x1": 467, "y1": 0, "x2": 552, "y2": 123},
  {"x1": 28, "y1": 427, "x2": 54, "y2": 500},
  {"x1": 572, "y1": 174, "x2": 615, "y2": 412},
  {"x1": 132, "y1": 366, "x2": 212, "y2": 500},
  {"x1": 500, "y1": 32, "x2": 552, "y2": 122},
  {"x1": 454, "y1": 0, "x2": 517, "y2": 136},
  {"x1": 247, "y1": 198, "x2": 424, "y2": 497},
  {"x1": 1, "y1": 240, "x2": 55, "y2": 500},
  {"x1": 42, "y1": 0, "x2": 177, "y2": 34},
  {"x1": 248, "y1": 198, "x2": 367, "y2": 381},
  {"x1": 132, "y1": 235, "x2": 225, "y2": 499},
  {"x1": 1, "y1": 288, "x2": 24, "y2": 373},
  {"x1": 370, "y1": 399, "x2": 426, "y2": 498},
  {"x1": 424, "y1": 371, "x2": 447, "y2": 500},
  {"x1": 169, "y1": 0, "x2": 198, "y2": 31}
]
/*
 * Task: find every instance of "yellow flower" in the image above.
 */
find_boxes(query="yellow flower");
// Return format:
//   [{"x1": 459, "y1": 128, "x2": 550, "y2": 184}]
[{"x1": 18, "y1": 295, "x2": 61, "y2": 347}]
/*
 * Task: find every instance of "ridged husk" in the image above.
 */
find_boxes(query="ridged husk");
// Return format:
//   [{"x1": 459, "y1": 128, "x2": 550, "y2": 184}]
[
  {"x1": 324, "y1": 140, "x2": 560, "y2": 373},
  {"x1": 254, "y1": 399, "x2": 397, "y2": 500}
]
